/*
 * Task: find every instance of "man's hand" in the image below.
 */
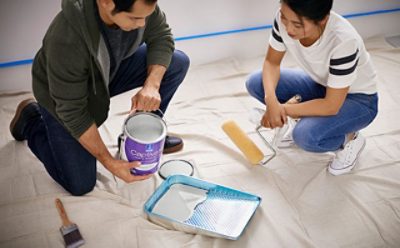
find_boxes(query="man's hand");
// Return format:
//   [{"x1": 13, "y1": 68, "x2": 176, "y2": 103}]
[
  {"x1": 131, "y1": 85, "x2": 161, "y2": 112},
  {"x1": 78, "y1": 124, "x2": 152, "y2": 183},
  {"x1": 130, "y1": 64, "x2": 167, "y2": 113},
  {"x1": 103, "y1": 157, "x2": 152, "y2": 183}
]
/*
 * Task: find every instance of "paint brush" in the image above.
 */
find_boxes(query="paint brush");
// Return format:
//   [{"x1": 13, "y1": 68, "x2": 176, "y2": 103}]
[{"x1": 55, "y1": 198, "x2": 85, "y2": 248}]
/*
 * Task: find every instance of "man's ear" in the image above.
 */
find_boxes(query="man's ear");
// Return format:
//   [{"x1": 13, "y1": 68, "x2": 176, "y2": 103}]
[{"x1": 98, "y1": 0, "x2": 115, "y2": 12}]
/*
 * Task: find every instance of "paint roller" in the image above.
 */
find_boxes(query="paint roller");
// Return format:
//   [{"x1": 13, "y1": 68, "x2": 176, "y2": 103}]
[
  {"x1": 222, "y1": 120, "x2": 276, "y2": 165},
  {"x1": 222, "y1": 94, "x2": 301, "y2": 165}
]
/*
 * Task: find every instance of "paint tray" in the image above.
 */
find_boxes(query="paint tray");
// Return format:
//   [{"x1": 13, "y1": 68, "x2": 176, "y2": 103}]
[{"x1": 144, "y1": 175, "x2": 261, "y2": 240}]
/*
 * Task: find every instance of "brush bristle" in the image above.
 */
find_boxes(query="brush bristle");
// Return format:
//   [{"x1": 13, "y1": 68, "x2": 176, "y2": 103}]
[{"x1": 60, "y1": 224, "x2": 85, "y2": 248}]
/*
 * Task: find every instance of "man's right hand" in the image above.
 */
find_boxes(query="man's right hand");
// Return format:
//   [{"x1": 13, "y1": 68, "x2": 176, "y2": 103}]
[
  {"x1": 78, "y1": 124, "x2": 152, "y2": 183},
  {"x1": 103, "y1": 158, "x2": 152, "y2": 183}
]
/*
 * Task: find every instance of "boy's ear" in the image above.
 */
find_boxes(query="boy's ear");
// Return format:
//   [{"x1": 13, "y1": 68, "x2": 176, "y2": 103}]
[{"x1": 321, "y1": 14, "x2": 329, "y2": 26}]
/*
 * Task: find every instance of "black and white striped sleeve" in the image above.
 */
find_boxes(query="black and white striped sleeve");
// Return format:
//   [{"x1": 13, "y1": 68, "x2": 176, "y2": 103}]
[
  {"x1": 269, "y1": 12, "x2": 286, "y2": 52},
  {"x1": 327, "y1": 40, "x2": 360, "y2": 88}
]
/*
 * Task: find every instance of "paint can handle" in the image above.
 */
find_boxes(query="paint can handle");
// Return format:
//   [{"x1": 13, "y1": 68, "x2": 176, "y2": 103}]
[
  {"x1": 134, "y1": 109, "x2": 165, "y2": 119},
  {"x1": 118, "y1": 133, "x2": 124, "y2": 153},
  {"x1": 153, "y1": 109, "x2": 165, "y2": 117}
]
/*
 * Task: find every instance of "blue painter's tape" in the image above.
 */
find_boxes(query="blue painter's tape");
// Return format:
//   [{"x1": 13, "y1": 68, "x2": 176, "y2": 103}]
[
  {"x1": 175, "y1": 25, "x2": 272, "y2": 41},
  {"x1": 1, "y1": 7, "x2": 399, "y2": 68},
  {"x1": 343, "y1": 7, "x2": 400, "y2": 19},
  {"x1": 0, "y1": 59, "x2": 33, "y2": 68},
  {"x1": 175, "y1": 8, "x2": 400, "y2": 41}
]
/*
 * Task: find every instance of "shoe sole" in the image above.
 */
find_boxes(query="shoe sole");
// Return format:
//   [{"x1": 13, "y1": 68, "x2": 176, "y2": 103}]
[
  {"x1": 9, "y1": 98, "x2": 36, "y2": 141},
  {"x1": 163, "y1": 142, "x2": 184, "y2": 154},
  {"x1": 328, "y1": 139, "x2": 366, "y2": 176}
]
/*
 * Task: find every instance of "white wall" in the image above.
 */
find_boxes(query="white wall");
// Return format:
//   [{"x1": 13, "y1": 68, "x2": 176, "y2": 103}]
[
  {"x1": 1, "y1": 0, "x2": 399, "y2": 91},
  {"x1": 165, "y1": 0, "x2": 400, "y2": 65}
]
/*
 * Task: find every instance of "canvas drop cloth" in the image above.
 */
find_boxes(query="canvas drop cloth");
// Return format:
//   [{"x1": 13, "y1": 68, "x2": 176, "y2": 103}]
[{"x1": 0, "y1": 36, "x2": 399, "y2": 247}]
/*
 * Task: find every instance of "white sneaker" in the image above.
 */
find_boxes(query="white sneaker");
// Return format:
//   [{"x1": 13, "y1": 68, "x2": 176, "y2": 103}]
[{"x1": 328, "y1": 132, "x2": 366, "y2": 176}]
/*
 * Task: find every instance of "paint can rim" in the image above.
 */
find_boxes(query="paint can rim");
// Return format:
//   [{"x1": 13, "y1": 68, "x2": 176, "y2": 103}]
[
  {"x1": 123, "y1": 112, "x2": 167, "y2": 143},
  {"x1": 158, "y1": 159, "x2": 195, "y2": 180}
]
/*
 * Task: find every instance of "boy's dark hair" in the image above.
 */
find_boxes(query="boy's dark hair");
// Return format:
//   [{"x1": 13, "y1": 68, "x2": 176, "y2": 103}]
[
  {"x1": 281, "y1": 0, "x2": 333, "y2": 22},
  {"x1": 112, "y1": 0, "x2": 157, "y2": 14}
]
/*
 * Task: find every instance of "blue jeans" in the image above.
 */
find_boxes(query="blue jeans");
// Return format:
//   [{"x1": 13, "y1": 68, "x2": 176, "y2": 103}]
[
  {"x1": 26, "y1": 46, "x2": 190, "y2": 195},
  {"x1": 245, "y1": 68, "x2": 378, "y2": 152}
]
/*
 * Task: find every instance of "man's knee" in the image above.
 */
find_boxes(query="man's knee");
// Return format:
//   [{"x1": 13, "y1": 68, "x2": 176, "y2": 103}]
[
  {"x1": 65, "y1": 177, "x2": 96, "y2": 196},
  {"x1": 172, "y1": 50, "x2": 190, "y2": 75}
]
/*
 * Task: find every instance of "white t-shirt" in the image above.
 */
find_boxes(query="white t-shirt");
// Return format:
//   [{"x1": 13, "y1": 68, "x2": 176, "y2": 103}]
[{"x1": 270, "y1": 10, "x2": 377, "y2": 94}]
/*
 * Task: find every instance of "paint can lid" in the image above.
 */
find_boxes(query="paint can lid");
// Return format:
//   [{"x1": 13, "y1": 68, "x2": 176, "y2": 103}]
[{"x1": 158, "y1": 159, "x2": 194, "y2": 180}]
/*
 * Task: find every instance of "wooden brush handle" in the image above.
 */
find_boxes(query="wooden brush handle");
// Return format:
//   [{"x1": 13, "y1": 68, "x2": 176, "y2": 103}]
[{"x1": 55, "y1": 198, "x2": 72, "y2": 227}]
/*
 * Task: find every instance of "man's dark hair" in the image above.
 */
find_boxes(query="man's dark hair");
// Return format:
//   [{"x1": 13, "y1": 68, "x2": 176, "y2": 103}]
[
  {"x1": 281, "y1": 0, "x2": 333, "y2": 22},
  {"x1": 112, "y1": 0, "x2": 157, "y2": 14}
]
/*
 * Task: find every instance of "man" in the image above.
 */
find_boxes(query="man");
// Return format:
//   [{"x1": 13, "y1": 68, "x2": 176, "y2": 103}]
[{"x1": 9, "y1": 0, "x2": 190, "y2": 196}]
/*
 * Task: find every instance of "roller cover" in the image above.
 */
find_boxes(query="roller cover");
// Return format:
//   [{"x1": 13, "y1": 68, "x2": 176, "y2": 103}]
[{"x1": 222, "y1": 120, "x2": 263, "y2": 165}]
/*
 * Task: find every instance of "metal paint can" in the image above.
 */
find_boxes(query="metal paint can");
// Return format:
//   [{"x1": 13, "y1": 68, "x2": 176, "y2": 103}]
[{"x1": 120, "y1": 112, "x2": 167, "y2": 175}]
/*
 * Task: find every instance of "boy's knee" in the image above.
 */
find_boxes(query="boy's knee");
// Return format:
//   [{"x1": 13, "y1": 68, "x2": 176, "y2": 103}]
[
  {"x1": 292, "y1": 126, "x2": 317, "y2": 152},
  {"x1": 245, "y1": 78, "x2": 253, "y2": 94},
  {"x1": 245, "y1": 75, "x2": 259, "y2": 97}
]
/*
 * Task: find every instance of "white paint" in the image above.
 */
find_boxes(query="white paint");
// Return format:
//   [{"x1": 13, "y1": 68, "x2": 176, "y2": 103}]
[
  {"x1": 125, "y1": 113, "x2": 166, "y2": 142},
  {"x1": 152, "y1": 183, "x2": 207, "y2": 222}
]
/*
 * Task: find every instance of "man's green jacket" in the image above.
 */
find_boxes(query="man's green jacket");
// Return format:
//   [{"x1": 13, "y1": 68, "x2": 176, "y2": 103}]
[{"x1": 32, "y1": 0, "x2": 174, "y2": 138}]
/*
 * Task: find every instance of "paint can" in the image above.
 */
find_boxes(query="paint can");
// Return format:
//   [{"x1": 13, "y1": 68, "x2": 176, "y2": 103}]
[{"x1": 119, "y1": 112, "x2": 167, "y2": 175}]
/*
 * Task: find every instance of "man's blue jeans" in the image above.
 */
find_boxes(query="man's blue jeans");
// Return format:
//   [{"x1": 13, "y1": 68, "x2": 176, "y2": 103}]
[
  {"x1": 246, "y1": 68, "x2": 378, "y2": 153},
  {"x1": 26, "y1": 46, "x2": 190, "y2": 195}
]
